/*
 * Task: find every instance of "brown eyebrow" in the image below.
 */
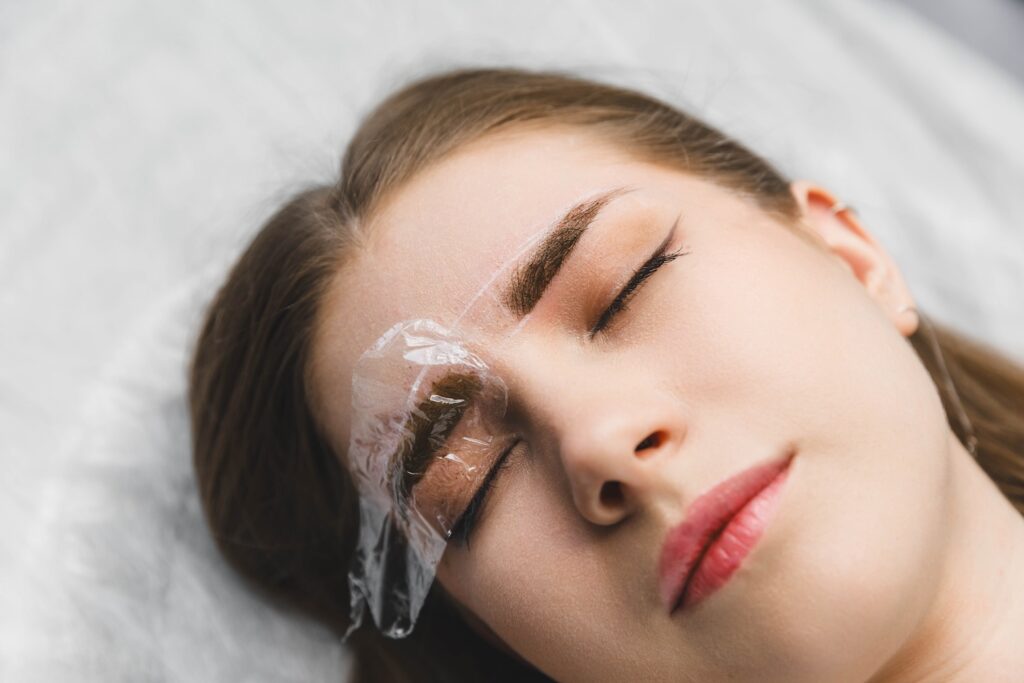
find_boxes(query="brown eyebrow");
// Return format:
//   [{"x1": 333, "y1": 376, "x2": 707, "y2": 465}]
[
  {"x1": 501, "y1": 186, "x2": 634, "y2": 317},
  {"x1": 391, "y1": 372, "x2": 483, "y2": 509}
]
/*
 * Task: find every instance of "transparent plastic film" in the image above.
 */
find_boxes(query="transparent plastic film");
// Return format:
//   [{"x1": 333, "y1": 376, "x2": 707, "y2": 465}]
[{"x1": 344, "y1": 319, "x2": 512, "y2": 639}]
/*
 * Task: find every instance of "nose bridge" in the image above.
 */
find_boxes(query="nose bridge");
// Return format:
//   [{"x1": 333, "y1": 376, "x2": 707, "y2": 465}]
[{"x1": 497, "y1": 339, "x2": 685, "y2": 525}]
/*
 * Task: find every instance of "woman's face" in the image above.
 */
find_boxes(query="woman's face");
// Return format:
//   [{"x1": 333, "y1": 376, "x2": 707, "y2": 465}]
[{"x1": 311, "y1": 127, "x2": 955, "y2": 681}]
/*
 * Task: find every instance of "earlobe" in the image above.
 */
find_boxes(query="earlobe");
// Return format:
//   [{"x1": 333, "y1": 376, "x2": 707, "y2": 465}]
[{"x1": 788, "y1": 180, "x2": 919, "y2": 338}]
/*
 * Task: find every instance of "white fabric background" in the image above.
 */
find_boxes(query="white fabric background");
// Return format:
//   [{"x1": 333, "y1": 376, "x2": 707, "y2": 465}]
[{"x1": 2, "y1": 1, "x2": 1022, "y2": 680}]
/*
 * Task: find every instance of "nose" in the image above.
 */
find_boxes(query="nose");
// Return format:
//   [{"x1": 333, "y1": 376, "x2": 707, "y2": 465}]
[
  {"x1": 555, "y1": 395, "x2": 684, "y2": 526},
  {"x1": 496, "y1": 339, "x2": 687, "y2": 527},
  {"x1": 484, "y1": 321, "x2": 691, "y2": 526}
]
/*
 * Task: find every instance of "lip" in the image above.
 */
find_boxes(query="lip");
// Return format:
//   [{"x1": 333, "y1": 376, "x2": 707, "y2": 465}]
[{"x1": 659, "y1": 447, "x2": 795, "y2": 614}]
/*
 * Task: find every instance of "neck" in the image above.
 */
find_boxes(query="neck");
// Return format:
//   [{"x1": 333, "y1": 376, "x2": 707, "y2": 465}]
[{"x1": 869, "y1": 431, "x2": 1024, "y2": 682}]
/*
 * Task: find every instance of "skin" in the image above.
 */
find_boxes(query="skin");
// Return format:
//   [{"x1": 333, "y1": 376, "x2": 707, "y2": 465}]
[{"x1": 309, "y1": 126, "x2": 1024, "y2": 682}]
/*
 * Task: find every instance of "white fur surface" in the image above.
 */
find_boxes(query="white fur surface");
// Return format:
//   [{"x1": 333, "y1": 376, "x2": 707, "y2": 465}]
[{"x1": 2, "y1": 1, "x2": 1022, "y2": 681}]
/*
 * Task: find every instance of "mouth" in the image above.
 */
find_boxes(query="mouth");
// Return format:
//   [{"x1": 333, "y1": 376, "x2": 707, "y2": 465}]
[{"x1": 659, "y1": 447, "x2": 795, "y2": 614}]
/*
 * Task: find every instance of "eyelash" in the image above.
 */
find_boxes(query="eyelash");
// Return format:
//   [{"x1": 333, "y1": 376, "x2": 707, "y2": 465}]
[
  {"x1": 589, "y1": 241, "x2": 690, "y2": 338},
  {"x1": 445, "y1": 238, "x2": 690, "y2": 548},
  {"x1": 446, "y1": 438, "x2": 520, "y2": 548}
]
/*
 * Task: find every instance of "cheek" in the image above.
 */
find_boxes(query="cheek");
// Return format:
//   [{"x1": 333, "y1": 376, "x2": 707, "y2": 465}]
[
  {"x1": 438, "y1": 467, "x2": 616, "y2": 674},
  {"x1": 658, "y1": 216, "x2": 933, "y2": 450},
  {"x1": 667, "y1": 222, "x2": 952, "y2": 669},
  {"x1": 447, "y1": 465, "x2": 573, "y2": 603}
]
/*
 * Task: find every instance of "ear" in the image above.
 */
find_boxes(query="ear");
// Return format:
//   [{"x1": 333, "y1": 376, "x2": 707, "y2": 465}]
[{"x1": 789, "y1": 180, "x2": 919, "y2": 337}]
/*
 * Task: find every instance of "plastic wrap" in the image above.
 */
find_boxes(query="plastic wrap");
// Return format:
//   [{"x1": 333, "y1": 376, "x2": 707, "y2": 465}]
[{"x1": 344, "y1": 319, "x2": 514, "y2": 638}]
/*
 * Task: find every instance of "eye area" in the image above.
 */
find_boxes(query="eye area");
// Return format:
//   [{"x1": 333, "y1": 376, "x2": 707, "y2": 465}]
[
  {"x1": 445, "y1": 437, "x2": 522, "y2": 548},
  {"x1": 588, "y1": 228, "x2": 690, "y2": 338}
]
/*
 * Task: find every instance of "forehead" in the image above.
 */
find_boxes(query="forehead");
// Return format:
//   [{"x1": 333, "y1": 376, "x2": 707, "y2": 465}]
[
  {"x1": 362, "y1": 127, "x2": 654, "y2": 318},
  {"x1": 312, "y1": 127, "x2": 716, "y2": 450}
]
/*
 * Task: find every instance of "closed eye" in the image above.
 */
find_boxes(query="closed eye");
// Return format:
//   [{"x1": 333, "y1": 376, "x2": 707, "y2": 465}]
[
  {"x1": 588, "y1": 216, "x2": 689, "y2": 338},
  {"x1": 445, "y1": 437, "x2": 521, "y2": 548}
]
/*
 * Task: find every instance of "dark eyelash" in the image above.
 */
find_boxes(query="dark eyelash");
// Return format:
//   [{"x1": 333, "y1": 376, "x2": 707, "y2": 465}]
[
  {"x1": 588, "y1": 243, "x2": 690, "y2": 338},
  {"x1": 446, "y1": 439, "x2": 520, "y2": 549}
]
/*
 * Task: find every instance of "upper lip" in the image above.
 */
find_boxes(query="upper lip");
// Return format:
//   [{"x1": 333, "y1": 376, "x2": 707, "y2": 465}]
[{"x1": 659, "y1": 447, "x2": 795, "y2": 613}]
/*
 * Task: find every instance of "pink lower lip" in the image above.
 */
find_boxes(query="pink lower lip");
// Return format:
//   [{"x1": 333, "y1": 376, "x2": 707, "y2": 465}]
[
  {"x1": 662, "y1": 455, "x2": 794, "y2": 614},
  {"x1": 677, "y1": 466, "x2": 790, "y2": 610}
]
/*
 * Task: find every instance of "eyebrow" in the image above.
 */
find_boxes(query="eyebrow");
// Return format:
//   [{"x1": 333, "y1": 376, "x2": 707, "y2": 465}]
[
  {"x1": 392, "y1": 372, "x2": 483, "y2": 507},
  {"x1": 501, "y1": 186, "x2": 633, "y2": 317}
]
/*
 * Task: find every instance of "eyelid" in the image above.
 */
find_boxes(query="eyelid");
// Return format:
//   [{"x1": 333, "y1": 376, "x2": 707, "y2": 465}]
[
  {"x1": 446, "y1": 436, "x2": 521, "y2": 547},
  {"x1": 588, "y1": 215, "x2": 687, "y2": 338},
  {"x1": 396, "y1": 374, "x2": 482, "y2": 505}
]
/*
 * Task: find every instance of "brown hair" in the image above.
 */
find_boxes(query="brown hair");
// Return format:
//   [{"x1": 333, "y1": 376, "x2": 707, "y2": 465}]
[{"x1": 187, "y1": 67, "x2": 1024, "y2": 682}]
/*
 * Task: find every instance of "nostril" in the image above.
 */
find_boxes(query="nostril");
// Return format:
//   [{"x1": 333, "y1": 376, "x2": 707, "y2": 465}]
[
  {"x1": 599, "y1": 481, "x2": 625, "y2": 508},
  {"x1": 635, "y1": 430, "x2": 664, "y2": 453}
]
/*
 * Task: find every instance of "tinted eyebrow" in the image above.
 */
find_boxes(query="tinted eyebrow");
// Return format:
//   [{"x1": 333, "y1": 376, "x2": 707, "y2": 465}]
[
  {"x1": 501, "y1": 186, "x2": 633, "y2": 317},
  {"x1": 391, "y1": 372, "x2": 483, "y2": 507}
]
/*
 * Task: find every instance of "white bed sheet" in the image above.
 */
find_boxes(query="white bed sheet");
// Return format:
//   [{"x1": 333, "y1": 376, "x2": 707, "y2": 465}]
[{"x1": 2, "y1": 1, "x2": 1022, "y2": 680}]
